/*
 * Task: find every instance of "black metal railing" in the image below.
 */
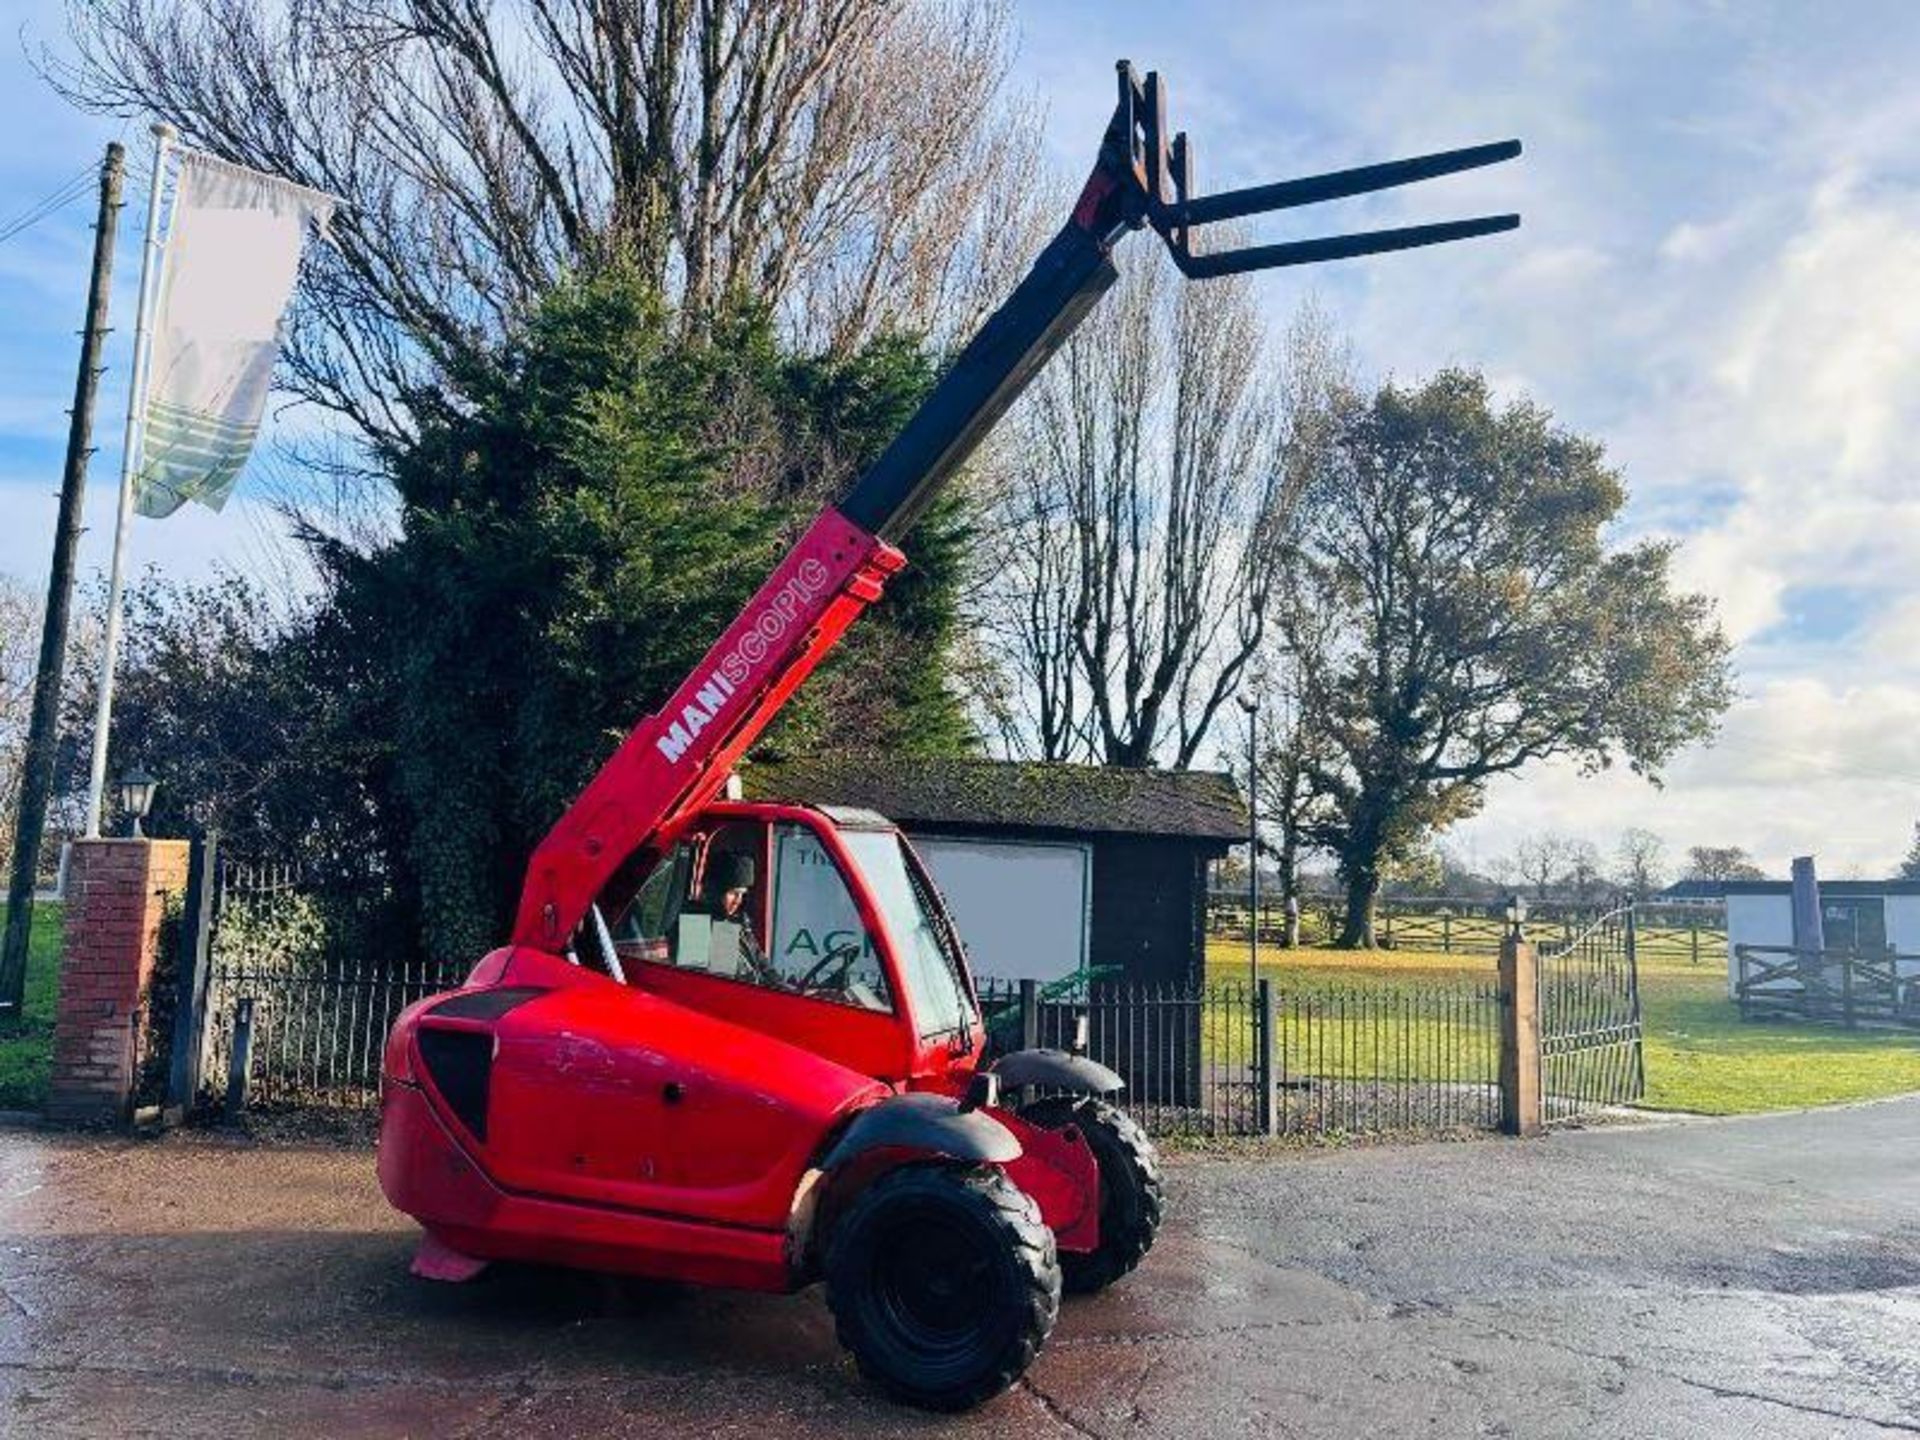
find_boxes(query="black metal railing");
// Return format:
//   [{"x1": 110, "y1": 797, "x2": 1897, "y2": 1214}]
[
  {"x1": 1735, "y1": 945, "x2": 1920, "y2": 1029},
  {"x1": 204, "y1": 956, "x2": 463, "y2": 1109},
  {"x1": 201, "y1": 860, "x2": 457, "y2": 1109},
  {"x1": 195, "y1": 864, "x2": 1503, "y2": 1136},
  {"x1": 1536, "y1": 905, "x2": 1645, "y2": 1122},
  {"x1": 977, "y1": 976, "x2": 1503, "y2": 1139}
]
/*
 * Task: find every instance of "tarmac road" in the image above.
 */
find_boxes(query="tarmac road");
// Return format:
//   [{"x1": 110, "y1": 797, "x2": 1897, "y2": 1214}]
[{"x1": 2, "y1": 1098, "x2": 1918, "y2": 1438}]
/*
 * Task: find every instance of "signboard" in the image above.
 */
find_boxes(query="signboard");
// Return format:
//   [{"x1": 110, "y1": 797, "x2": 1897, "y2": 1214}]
[{"x1": 907, "y1": 835, "x2": 1090, "y2": 983}]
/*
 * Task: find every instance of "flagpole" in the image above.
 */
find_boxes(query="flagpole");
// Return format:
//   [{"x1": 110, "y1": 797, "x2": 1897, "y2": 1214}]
[{"x1": 84, "y1": 120, "x2": 174, "y2": 839}]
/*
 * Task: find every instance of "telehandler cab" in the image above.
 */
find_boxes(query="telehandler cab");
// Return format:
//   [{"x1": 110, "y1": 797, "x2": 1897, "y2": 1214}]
[{"x1": 379, "y1": 59, "x2": 1519, "y2": 1410}]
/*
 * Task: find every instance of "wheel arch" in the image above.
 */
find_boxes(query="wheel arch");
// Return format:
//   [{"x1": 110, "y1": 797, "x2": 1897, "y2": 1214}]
[
  {"x1": 988, "y1": 1048, "x2": 1124, "y2": 1096},
  {"x1": 790, "y1": 1093, "x2": 1023, "y2": 1278}
]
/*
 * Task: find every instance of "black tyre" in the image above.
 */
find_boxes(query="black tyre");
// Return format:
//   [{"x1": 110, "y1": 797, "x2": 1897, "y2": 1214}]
[
  {"x1": 1021, "y1": 1095, "x2": 1164, "y2": 1294},
  {"x1": 825, "y1": 1164, "x2": 1060, "y2": 1411}
]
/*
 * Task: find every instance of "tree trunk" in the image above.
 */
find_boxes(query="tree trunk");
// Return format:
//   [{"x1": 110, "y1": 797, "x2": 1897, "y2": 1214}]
[
  {"x1": 1337, "y1": 860, "x2": 1380, "y2": 948},
  {"x1": 1279, "y1": 830, "x2": 1300, "y2": 948}
]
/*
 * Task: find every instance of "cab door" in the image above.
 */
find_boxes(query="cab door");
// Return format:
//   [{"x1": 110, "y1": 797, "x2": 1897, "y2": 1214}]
[{"x1": 616, "y1": 811, "x2": 915, "y2": 1082}]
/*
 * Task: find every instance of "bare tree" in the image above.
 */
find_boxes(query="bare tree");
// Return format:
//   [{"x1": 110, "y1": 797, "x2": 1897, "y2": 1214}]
[
  {"x1": 1510, "y1": 832, "x2": 1573, "y2": 902},
  {"x1": 0, "y1": 577, "x2": 37, "y2": 877},
  {"x1": 975, "y1": 274, "x2": 1338, "y2": 767},
  {"x1": 1616, "y1": 826, "x2": 1666, "y2": 896},
  {"x1": 1245, "y1": 669, "x2": 1340, "y2": 943},
  {"x1": 54, "y1": 0, "x2": 1041, "y2": 444},
  {"x1": 1562, "y1": 838, "x2": 1605, "y2": 906},
  {"x1": 0, "y1": 575, "x2": 102, "y2": 887}
]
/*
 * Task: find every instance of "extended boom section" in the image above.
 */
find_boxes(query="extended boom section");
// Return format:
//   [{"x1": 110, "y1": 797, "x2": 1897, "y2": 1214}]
[{"x1": 514, "y1": 59, "x2": 1522, "y2": 951}]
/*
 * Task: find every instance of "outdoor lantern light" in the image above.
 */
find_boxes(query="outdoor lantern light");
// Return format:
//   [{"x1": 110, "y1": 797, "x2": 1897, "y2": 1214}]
[
  {"x1": 1505, "y1": 894, "x2": 1529, "y2": 935},
  {"x1": 116, "y1": 767, "x2": 157, "y2": 838}
]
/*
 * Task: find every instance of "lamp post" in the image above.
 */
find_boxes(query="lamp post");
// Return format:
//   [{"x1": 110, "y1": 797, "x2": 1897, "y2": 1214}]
[
  {"x1": 1236, "y1": 691, "x2": 1260, "y2": 990},
  {"x1": 116, "y1": 768, "x2": 157, "y2": 839}
]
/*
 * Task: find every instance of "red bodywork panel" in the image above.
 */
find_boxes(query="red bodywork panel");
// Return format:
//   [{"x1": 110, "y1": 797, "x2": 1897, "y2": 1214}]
[{"x1": 378, "y1": 936, "x2": 1100, "y2": 1290}]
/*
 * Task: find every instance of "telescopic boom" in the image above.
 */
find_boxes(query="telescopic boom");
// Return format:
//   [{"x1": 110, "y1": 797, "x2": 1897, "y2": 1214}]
[{"x1": 511, "y1": 60, "x2": 1521, "y2": 950}]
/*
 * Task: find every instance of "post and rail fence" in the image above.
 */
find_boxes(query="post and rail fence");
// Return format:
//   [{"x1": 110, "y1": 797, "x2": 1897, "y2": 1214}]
[
  {"x1": 1734, "y1": 944, "x2": 1920, "y2": 1030},
  {"x1": 1207, "y1": 889, "x2": 1723, "y2": 966}
]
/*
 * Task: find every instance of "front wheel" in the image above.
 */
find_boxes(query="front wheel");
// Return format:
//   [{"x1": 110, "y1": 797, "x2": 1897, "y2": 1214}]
[
  {"x1": 1021, "y1": 1095, "x2": 1164, "y2": 1294},
  {"x1": 825, "y1": 1164, "x2": 1061, "y2": 1411}
]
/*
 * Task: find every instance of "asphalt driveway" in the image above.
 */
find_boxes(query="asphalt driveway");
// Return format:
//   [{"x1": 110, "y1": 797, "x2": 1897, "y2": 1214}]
[{"x1": 3, "y1": 1099, "x2": 1918, "y2": 1437}]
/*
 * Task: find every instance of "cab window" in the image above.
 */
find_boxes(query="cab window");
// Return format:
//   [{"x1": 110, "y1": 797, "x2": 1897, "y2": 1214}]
[
  {"x1": 609, "y1": 820, "x2": 891, "y2": 1013},
  {"x1": 767, "y1": 822, "x2": 892, "y2": 1012}
]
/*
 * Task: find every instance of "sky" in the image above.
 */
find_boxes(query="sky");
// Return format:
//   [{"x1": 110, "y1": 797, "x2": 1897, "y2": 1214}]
[{"x1": 4, "y1": 2, "x2": 1920, "y2": 881}]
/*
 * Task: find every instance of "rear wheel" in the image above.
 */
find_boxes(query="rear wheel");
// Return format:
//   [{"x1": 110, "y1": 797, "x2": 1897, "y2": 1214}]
[
  {"x1": 1021, "y1": 1095, "x2": 1164, "y2": 1294},
  {"x1": 825, "y1": 1164, "x2": 1060, "y2": 1411}
]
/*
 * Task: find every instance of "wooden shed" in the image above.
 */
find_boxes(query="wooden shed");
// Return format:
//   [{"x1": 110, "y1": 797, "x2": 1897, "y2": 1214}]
[{"x1": 746, "y1": 756, "x2": 1245, "y2": 989}]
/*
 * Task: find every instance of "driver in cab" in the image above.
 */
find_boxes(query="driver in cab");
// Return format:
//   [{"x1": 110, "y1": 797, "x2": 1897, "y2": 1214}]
[{"x1": 689, "y1": 850, "x2": 776, "y2": 982}]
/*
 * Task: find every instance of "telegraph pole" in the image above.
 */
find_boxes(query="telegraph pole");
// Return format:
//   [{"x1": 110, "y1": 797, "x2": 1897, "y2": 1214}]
[{"x1": 0, "y1": 143, "x2": 126, "y2": 1022}]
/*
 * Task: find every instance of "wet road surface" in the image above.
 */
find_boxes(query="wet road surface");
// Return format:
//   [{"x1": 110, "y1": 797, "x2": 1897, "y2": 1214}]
[{"x1": 2, "y1": 1098, "x2": 1918, "y2": 1437}]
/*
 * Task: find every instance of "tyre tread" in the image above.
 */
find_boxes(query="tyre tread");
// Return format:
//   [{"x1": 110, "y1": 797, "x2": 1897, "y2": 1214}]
[
  {"x1": 825, "y1": 1164, "x2": 1060, "y2": 1410},
  {"x1": 1023, "y1": 1095, "x2": 1165, "y2": 1293}
]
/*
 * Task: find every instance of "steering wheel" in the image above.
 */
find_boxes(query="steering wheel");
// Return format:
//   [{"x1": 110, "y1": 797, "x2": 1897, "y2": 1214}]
[{"x1": 794, "y1": 940, "x2": 863, "y2": 995}]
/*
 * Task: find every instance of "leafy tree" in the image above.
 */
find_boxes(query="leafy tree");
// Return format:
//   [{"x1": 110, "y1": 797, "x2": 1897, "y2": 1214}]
[
  {"x1": 80, "y1": 269, "x2": 973, "y2": 963},
  {"x1": 68, "y1": 572, "x2": 351, "y2": 858},
  {"x1": 1684, "y1": 845, "x2": 1765, "y2": 883},
  {"x1": 1281, "y1": 371, "x2": 1734, "y2": 947}
]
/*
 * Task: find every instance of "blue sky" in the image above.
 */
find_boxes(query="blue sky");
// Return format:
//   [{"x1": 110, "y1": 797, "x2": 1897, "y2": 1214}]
[{"x1": 5, "y1": 1, "x2": 1920, "y2": 879}]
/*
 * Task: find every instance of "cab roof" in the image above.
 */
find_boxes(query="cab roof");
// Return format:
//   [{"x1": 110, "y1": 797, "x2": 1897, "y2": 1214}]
[{"x1": 814, "y1": 804, "x2": 896, "y2": 830}]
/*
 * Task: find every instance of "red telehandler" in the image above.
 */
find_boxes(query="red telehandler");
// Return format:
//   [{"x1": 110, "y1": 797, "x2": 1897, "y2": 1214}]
[{"x1": 379, "y1": 60, "x2": 1519, "y2": 1410}]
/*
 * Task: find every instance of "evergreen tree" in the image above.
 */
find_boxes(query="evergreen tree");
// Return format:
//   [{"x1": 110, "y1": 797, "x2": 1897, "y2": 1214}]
[
  {"x1": 310, "y1": 268, "x2": 974, "y2": 959},
  {"x1": 1900, "y1": 824, "x2": 1920, "y2": 881}
]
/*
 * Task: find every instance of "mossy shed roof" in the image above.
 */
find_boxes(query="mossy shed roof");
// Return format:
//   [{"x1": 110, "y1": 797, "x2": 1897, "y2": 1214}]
[{"x1": 744, "y1": 755, "x2": 1247, "y2": 842}]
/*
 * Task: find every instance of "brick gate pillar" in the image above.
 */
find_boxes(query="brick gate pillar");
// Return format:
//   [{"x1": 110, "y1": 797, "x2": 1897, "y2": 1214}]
[{"x1": 47, "y1": 838, "x2": 190, "y2": 1124}]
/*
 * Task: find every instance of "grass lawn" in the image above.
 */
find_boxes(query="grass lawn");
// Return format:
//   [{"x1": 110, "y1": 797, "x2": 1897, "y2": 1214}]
[
  {"x1": 1201, "y1": 939, "x2": 1500, "y2": 1084},
  {"x1": 0, "y1": 901, "x2": 63, "y2": 1111},
  {"x1": 1206, "y1": 937, "x2": 1920, "y2": 1116}
]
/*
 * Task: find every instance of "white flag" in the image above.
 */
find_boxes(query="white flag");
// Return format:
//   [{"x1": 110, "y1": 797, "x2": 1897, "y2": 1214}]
[{"x1": 135, "y1": 152, "x2": 334, "y2": 519}]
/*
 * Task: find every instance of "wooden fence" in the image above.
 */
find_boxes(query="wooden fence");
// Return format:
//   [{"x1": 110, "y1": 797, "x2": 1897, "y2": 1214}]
[
  {"x1": 1734, "y1": 944, "x2": 1920, "y2": 1029},
  {"x1": 1207, "y1": 892, "x2": 1724, "y2": 965}
]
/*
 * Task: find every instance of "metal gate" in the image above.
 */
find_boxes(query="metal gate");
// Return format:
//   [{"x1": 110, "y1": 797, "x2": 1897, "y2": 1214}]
[{"x1": 1536, "y1": 904, "x2": 1645, "y2": 1122}]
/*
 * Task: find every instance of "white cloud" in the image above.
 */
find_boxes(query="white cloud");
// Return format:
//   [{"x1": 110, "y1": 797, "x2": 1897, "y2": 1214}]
[
  {"x1": 1013, "y1": 3, "x2": 1920, "y2": 875},
  {"x1": 1455, "y1": 676, "x2": 1920, "y2": 877}
]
